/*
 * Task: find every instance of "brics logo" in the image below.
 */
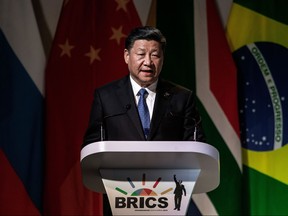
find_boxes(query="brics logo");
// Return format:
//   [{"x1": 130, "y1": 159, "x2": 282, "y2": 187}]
[
  {"x1": 115, "y1": 196, "x2": 168, "y2": 209},
  {"x1": 114, "y1": 173, "x2": 172, "y2": 209}
]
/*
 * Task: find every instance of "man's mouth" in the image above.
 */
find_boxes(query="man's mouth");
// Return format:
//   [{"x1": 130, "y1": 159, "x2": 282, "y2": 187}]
[{"x1": 140, "y1": 69, "x2": 153, "y2": 73}]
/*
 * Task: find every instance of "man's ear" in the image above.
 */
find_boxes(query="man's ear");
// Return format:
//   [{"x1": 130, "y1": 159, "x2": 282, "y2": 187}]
[{"x1": 124, "y1": 49, "x2": 129, "y2": 64}]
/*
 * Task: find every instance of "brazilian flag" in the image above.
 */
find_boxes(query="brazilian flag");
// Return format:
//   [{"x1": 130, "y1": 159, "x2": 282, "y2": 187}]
[{"x1": 227, "y1": 0, "x2": 288, "y2": 215}]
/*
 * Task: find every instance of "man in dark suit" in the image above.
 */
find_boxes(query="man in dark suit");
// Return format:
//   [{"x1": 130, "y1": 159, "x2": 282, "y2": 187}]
[
  {"x1": 83, "y1": 26, "x2": 205, "y2": 215},
  {"x1": 83, "y1": 26, "x2": 204, "y2": 144}
]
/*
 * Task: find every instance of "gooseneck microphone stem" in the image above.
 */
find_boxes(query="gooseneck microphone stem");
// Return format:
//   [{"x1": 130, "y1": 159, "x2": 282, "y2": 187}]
[
  {"x1": 169, "y1": 112, "x2": 201, "y2": 141},
  {"x1": 100, "y1": 123, "x2": 105, "y2": 141},
  {"x1": 193, "y1": 126, "x2": 197, "y2": 141}
]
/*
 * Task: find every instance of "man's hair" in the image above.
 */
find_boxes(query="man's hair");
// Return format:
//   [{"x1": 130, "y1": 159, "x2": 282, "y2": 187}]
[{"x1": 125, "y1": 26, "x2": 166, "y2": 52}]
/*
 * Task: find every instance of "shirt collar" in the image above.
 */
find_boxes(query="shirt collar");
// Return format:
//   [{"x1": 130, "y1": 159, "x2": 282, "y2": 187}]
[{"x1": 130, "y1": 76, "x2": 158, "y2": 97}]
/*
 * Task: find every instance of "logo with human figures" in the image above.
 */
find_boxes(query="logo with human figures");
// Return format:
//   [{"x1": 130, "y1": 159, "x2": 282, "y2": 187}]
[{"x1": 113, "y1": 173, "x2": 187, "y2": 212}]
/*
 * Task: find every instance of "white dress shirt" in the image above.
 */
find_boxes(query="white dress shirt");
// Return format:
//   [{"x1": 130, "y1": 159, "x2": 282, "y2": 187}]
[{"x1": 130, "y1": 76, "x2": 157, "y2": 120}]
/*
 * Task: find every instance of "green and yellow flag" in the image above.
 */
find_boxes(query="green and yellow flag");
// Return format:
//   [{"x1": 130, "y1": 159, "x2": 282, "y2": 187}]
[
  {"x1": 227, "y1": 0, "x2": 288, "y2": 215},
  {"x1": 157, "y1": 0, "x2": 242, "y2": 215}
]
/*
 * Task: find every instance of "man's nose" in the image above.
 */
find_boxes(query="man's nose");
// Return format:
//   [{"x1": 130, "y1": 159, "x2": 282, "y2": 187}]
[{"x1": 144, "y1": 55, "x2": 152, "y2": 65}]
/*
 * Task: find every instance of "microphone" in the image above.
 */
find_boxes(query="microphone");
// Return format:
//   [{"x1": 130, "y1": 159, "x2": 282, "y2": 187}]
[
  {"x1": 169, "y1": 111, "x2": 201, "y2": 141},
  {"x1": 100, "y1": 104, "x2": 131, "y2": 141}
]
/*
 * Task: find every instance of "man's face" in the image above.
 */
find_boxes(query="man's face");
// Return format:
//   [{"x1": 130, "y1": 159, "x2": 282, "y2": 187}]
[{"x1": 124, "y1": 39, "x2": 164, "y2": 87}]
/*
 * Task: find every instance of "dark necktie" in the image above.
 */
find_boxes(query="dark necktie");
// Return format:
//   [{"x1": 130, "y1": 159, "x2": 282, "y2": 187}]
[{"x1": 137, "y1": 88, "x2": 150, "y2": 138}]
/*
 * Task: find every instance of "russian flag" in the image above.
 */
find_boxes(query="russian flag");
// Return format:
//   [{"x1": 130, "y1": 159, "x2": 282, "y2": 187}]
[{"x1": 0, "y1": 1, "x2": 45, "y2": 215}]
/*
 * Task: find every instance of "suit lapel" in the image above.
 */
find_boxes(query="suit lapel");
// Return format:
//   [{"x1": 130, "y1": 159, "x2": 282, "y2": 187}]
[
  {"x1": 115, "y1": 76, "x2": 146, "y2": 140},
  {"x1": 148, "y1": 79, "x2": 172, "y2": 140}
]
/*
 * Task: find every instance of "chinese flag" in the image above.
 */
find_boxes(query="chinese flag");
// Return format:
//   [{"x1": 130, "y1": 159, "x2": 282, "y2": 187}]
[{"x1": 44, "y1": 0, "x2": 141, "y2": 215}]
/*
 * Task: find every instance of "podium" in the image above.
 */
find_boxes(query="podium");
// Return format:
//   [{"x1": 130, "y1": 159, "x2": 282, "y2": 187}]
[{"x1": 80, "y1": 141, "x2": 219, "y2": 215}]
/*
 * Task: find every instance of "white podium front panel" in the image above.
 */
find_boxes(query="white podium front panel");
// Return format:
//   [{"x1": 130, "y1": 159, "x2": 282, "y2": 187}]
[
  {"x1": 80, "y1": 141, "x2": 219, "y2": 194},
  {"x1": 101, "y1": 169, "x2": 200, "y2": 215}
]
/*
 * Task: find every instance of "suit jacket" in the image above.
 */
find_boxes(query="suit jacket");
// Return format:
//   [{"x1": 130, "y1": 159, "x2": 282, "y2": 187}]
[{"x1": 83, "y1": 75, "x2": 205, "y2": 146}]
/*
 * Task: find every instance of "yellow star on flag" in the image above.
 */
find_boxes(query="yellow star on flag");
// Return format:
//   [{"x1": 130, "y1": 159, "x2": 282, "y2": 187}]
[
  {"x1": 109, "y1": 26, "x2": 127, "y2": 45},
  {"x1": 115, "y1": 0, "x2": 130, "y2": 12},
  {"x1": 85, "y1": 46, "x2": 101, "y2": 64},
  {"x1": 58, "y1": 39, "x2": 74, "y2": 57}
]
